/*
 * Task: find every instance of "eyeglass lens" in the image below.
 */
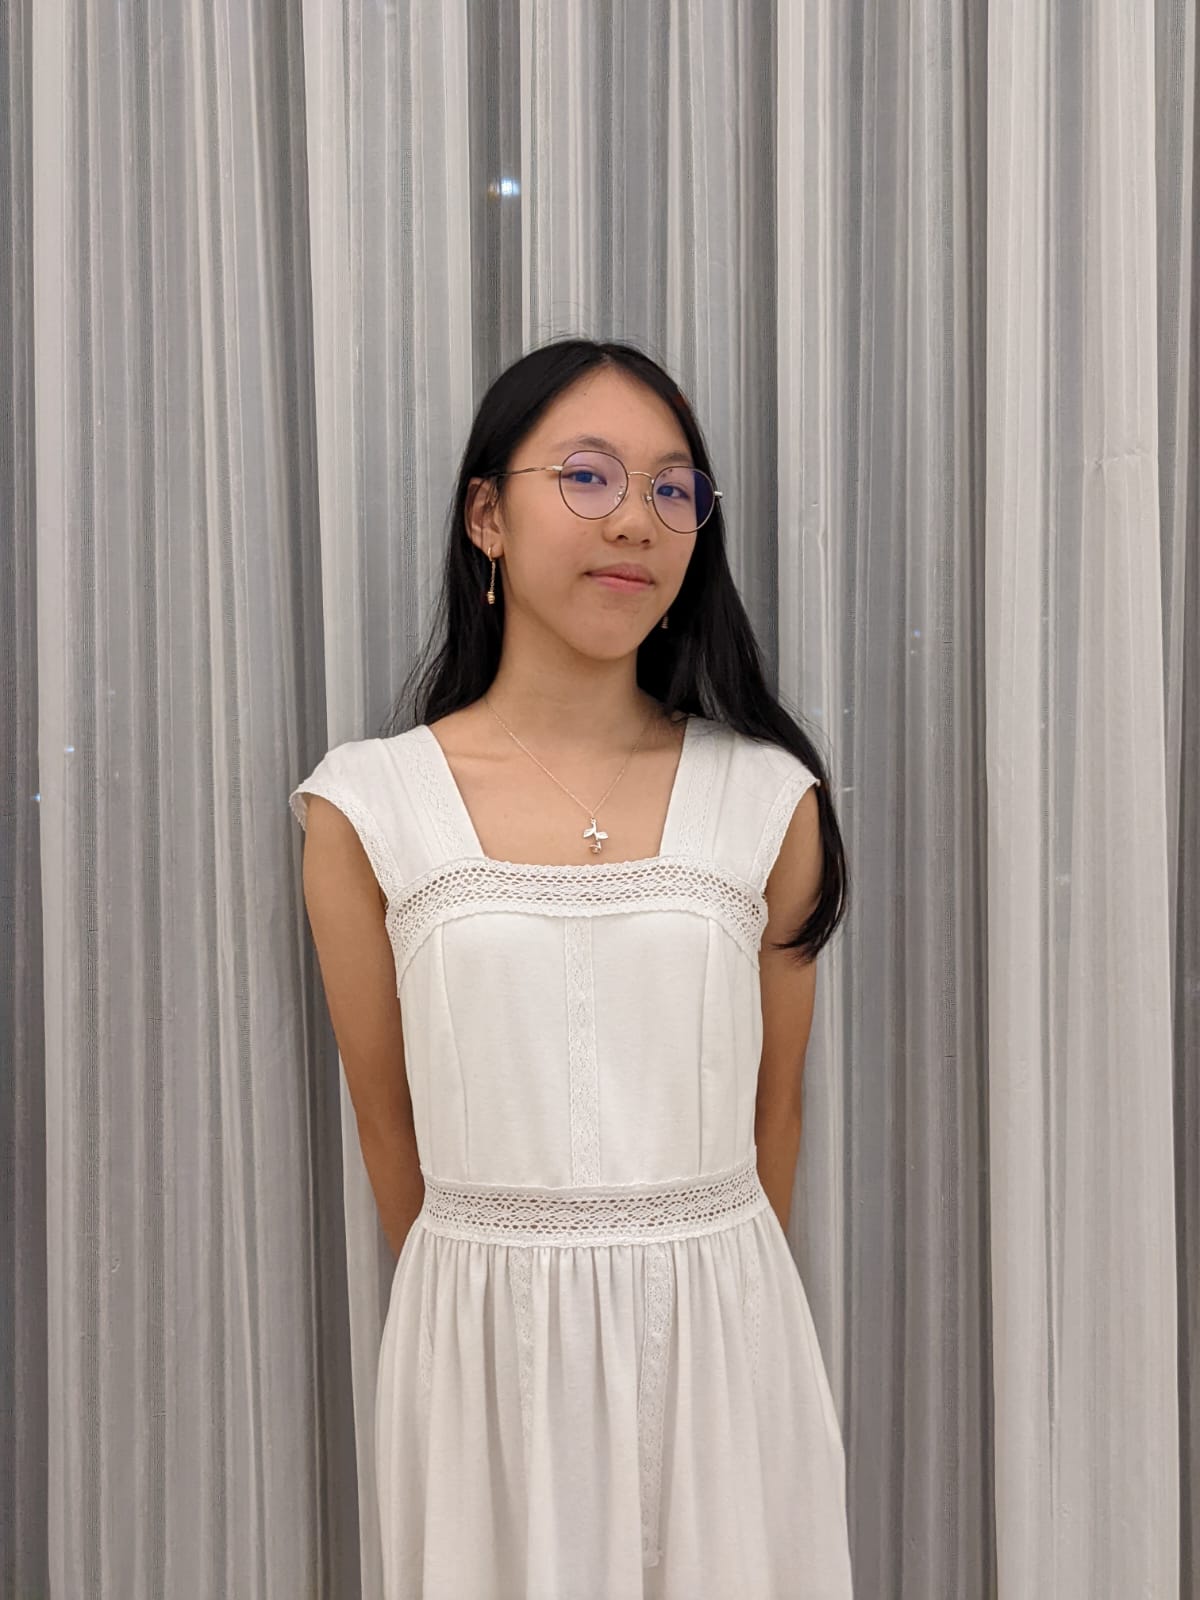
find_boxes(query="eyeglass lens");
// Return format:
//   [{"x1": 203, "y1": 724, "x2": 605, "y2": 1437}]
[{"x1": 558, "y1": 450, "x2": 715, "y2": 533}]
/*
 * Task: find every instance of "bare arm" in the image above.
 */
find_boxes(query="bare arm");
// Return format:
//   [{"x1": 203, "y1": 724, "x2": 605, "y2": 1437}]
[
  {"x1": 299, "y1": 793, "x2": 424, "y2": 1257},
  {"x1": 754, "y1": 784, "x2": 823, "y2": 1231}
]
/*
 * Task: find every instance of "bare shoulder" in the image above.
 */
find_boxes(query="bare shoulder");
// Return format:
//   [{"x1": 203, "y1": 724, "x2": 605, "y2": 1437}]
[{"x1": 425, "y1": 703, "x2": 485, "y2": 754}]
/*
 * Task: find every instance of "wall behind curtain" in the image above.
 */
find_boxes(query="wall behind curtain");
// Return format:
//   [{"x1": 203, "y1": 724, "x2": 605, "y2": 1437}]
[{"x1": 2, "y1": 2, "x2": 1196, "y2": 1598}]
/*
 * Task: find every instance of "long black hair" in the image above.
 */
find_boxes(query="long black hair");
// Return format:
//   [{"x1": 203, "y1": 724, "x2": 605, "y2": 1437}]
[{"x1": 379, "y1": 337, "x2": 848, "y2": 963}]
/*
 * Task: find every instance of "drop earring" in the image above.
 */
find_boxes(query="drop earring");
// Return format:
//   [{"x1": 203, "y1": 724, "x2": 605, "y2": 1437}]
[
  {"x1": 486, "y1": 546, "x2": 497, "y2": 605},
  {"x1": 660, "y1": 610, "x2": 669, "y2": 629}
]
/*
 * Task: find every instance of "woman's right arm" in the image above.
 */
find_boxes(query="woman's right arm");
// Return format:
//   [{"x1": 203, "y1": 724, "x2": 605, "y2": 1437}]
[{"x1": 298, "y1": 793, "x2": 424, "y2": 1258}]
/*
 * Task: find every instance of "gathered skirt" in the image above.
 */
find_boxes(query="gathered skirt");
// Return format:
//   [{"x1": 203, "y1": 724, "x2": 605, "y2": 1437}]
[{"x1": 374, "y1": 1153, "x2": 854, "y2": 1599}]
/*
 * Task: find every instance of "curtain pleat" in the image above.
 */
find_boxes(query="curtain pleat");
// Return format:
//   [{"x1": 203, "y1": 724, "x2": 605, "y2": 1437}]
[
  {"x1": 299, "y1": 3, "x2": 475, "y2": 1592},
  {"x1": 2, "y1": 2, "x2": 48, "y2": 1597},
  {"x1": 22, "y1": 2, "x2": 359, "y2": 1594},
  {"x1": 1157, "y1": 2, "x2": 1200, "y2": 1583},
  {"x1": 2, "y1": 2, "x2": 1195, "y2": 1597},
  {"x1": 777, "y1": 4, "x2": 997, "y2": 1592},
  {"x1": 986, "y1": 3, "x2": 1181, "y2": 1593}
]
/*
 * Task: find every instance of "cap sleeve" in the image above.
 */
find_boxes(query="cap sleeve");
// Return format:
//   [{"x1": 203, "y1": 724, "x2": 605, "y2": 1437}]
[
  {"x1": 748, "y1": 751, "x2": 821, "y2": 895},
  {"x1": 288, "y1": 743, "x2": 405, "y2": 908}
]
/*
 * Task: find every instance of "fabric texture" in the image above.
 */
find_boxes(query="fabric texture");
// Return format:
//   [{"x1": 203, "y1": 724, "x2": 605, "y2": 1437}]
[{"x1": 290, "y1": 713, "x2": 854, "y2": 1599}]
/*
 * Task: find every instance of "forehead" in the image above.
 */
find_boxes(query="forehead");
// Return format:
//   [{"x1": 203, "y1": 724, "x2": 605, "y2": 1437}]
[{"x1": 530, "y1": 368, "x2": 693, "y2": 467}]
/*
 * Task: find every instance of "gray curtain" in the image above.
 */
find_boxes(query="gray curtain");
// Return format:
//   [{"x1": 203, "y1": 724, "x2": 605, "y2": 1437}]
[{"x1": 3, "y1": 1, "x2": 1195, "y2": 1596}]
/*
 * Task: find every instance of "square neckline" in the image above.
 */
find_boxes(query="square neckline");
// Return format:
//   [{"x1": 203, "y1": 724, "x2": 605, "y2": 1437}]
[{"x1": 416, "y1": 713, "x2": 696, "y2": 870}]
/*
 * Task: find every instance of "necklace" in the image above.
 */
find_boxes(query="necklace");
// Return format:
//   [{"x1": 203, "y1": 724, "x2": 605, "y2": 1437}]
[{"x1": 482, "y1": 695, "x2": 661, "y2": 855}]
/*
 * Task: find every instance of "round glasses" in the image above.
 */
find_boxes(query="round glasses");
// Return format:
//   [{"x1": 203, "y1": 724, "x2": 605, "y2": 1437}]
[{"x1": 498, "y1": 450, "x2": 721, "y2": 534}]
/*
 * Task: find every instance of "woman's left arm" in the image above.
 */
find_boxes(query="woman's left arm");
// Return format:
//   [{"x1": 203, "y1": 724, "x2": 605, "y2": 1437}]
[{"x1": 754, "y1": 785, "x2": 823, "y2": 1231}]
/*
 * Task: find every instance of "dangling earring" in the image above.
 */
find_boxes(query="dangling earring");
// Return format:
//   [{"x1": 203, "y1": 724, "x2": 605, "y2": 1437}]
[
  {"x1": 486, "y1": 545, "x2": 497, "y2": 606},
  {"x1": 660, "y1": 610, "x2": 669, "y2": 629}
]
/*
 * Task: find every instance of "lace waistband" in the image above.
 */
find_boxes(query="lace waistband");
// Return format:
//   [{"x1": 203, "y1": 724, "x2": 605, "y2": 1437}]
[{"x1": 416, "y1": 1148, "x2": 769, "y2": 1247}]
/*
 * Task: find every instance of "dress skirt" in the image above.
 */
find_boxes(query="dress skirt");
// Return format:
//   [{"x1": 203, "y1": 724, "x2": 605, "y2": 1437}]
[{"x1": 374, "y1": 1151, "x2": 855, "y2": 1599}]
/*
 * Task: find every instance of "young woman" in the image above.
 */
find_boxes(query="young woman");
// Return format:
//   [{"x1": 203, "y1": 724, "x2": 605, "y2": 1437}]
[{"x1": 290, "y1": 338, "x2": 853, "y2": 1598}]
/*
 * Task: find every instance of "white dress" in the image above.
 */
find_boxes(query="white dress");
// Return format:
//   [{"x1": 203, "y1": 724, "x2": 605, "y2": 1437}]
[{"x1": 290, "y1": 712, "x2": 854, "y2": 1599}]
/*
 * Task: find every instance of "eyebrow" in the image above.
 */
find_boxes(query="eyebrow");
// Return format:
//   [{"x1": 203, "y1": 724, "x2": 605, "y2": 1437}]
[{"x1": 550, "y1": 434, "x2": 694, "y2": 468}]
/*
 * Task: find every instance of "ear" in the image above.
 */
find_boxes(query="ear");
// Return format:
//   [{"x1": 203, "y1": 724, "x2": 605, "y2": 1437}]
[{"x1": 465, "y1": 476, "x2": 504, "y2": 557}]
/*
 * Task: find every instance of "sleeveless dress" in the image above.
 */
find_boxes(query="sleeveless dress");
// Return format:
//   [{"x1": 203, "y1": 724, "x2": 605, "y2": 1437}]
[{"x1": 289, "y1": 712, "x2": 854, "y2": 1599}]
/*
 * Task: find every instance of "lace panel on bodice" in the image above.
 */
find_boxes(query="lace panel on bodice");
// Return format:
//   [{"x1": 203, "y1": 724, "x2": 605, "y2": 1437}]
[{"x1": 386, "y1": 854, "x2": 767, "y2": 983}]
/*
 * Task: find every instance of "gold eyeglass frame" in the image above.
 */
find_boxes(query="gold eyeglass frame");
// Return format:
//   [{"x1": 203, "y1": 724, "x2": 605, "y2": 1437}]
[{"x1": 495, "y1": 451, "x2": 722, "y2": 533}]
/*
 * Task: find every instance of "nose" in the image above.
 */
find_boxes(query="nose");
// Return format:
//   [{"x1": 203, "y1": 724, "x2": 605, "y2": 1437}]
[{"x1": 612, "y1": 472, "x2": 659, "y2": 536}]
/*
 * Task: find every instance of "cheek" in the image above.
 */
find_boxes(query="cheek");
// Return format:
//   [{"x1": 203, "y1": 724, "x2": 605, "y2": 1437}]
[
  {"x1": 506, "y1": 527, "x2": 584, "y2": 597},
  {"x1": 514, "y1": 494, "x2": 580, "y2": 555},
  {"x1": 665, "y1": 542, "x2": 697, "y2": 585}
]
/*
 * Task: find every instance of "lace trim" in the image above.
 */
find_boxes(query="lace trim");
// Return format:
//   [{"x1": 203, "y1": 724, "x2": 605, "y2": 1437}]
[
  {"x1": 564, "y1": 920, "x2": 601, "y2": 1184},
  {"x1": 505, "y1": 1230, "x2": 685, "y2": 1569},
  {"x1": 417, "y1": 1151, "x2": 768, "y2": 1246},
  {"x1": 388, "y1": 856, "x2": 766, "y2": 984},
  {"x1": 673, "y1": 718, "x2": 718, "y2": 854},
  {"x1": 749, "y1": 768, "x2": 821, "y2": 892},
  {"x1": 510, "y1": 1251, "x2": 534, "y2": 1465},
  {"x1": 638, "y1": 1244, "x2": 673, "y2": 1567},
  {"x1": 405, "y1": 731, "x2": 475, "y2": 858},
  {"x1": 289, "y1": 777, "x2": 406, "y2": 906},
  {"x1": 418, "y1": 1153, "x2": 767, "y2": 1574}
]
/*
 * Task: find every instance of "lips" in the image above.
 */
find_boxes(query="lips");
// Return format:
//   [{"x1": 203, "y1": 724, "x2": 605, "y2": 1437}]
[
  {"x1": 588, "y1": 573, "x2": 653, "y2": 594},
  {"x1": 587, "y1": 563, "x2": 653, "y2": 585}
]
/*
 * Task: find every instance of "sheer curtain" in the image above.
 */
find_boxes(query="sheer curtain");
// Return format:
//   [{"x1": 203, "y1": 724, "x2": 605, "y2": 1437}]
[{"x1": 3, "y1": 2, "x2": 1194, "y2": 1596}]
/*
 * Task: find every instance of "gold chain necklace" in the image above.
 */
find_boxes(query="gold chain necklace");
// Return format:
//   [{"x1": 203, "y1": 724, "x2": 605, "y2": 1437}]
[{"x1": 482, "y1": 696, "x2": 660, "y2": 855}]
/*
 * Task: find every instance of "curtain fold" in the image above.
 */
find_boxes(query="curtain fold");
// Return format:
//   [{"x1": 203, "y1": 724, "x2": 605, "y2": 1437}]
[
  {"x1": 2, "y1": 3, "x2": 47, "y2": 1596},
  {"x1": 986, "y1": 5, "x2": 1180, "y2": 1593},
  {"x1": 3, "y1": 1, "x2": 1195, "y2": 1596},
  {"x1": 299, "y1": 4, "x2": 475, "y2": 1593},
  {"x1": 20, "y1": 2, "x2": 359, "y2": 1594},
  {"x1": 1157, "y1": 2, "x2": 1200, "y2": 1580},
  {"x1": 775, "y1": 4, "x2": 997, "y2": 1591}
]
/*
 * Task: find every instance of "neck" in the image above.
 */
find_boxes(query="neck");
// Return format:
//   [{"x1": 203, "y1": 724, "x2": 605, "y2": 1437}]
[{"x1": 483, "y1": 663, "x2": 666, "y2": 749}]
